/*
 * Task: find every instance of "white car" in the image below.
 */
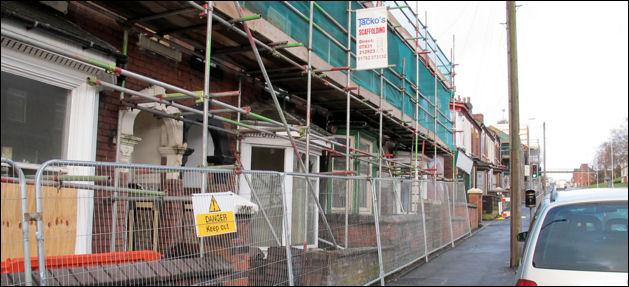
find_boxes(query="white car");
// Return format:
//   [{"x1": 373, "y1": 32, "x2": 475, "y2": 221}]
[{"x1": 515, "y1": 188, "x2": 628, "y2": 286}]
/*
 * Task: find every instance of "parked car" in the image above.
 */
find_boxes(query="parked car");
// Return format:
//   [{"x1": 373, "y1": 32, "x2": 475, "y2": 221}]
[{"x1": 515, "y1": 188, "x2": 628, "y2": 286}]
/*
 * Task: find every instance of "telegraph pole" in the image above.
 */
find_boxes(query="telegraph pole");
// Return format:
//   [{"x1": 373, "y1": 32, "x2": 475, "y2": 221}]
[{"x1": 507, "y1": 1, "x2": 522, "y2": 268}]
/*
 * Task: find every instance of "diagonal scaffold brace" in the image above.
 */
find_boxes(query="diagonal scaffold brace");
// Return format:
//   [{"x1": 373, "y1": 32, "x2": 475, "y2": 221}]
[{"x1": 232, "y1": 1, "x2": 340, "y2": 251}]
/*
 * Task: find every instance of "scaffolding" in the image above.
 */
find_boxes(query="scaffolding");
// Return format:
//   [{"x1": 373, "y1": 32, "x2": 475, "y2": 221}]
[
  {"x1": 0, "y1": 1, "x2": 463, "y2": 285},
  {"x1": 1, "y1": 0, "x2": 456, "y2": 183}
]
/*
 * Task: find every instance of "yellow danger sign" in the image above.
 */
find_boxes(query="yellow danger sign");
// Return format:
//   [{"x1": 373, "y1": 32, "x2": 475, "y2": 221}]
[
  {"x1": 196, "y1": 211, "x2": 237, "y2": 236},
  {"x1": 192, "y1": 192, "x2": 239, "y2": 237},
  {"x1": 209, "y1": 196, "x2": 221, "y2": 212}
]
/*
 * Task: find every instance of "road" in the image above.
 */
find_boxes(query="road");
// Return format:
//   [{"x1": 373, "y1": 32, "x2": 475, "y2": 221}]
[{"x1": 387, "y1": 204, "x2": 533, "y2": 286}]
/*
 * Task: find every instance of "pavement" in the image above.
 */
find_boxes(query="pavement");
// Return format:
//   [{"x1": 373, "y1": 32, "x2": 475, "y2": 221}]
[{"x1": 387, "y1": 205, "x2": 534, "y2": 286}]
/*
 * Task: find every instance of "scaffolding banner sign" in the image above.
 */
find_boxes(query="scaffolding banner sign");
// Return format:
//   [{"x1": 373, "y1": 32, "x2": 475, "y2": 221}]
[
  {"x1": 456, "y1": 150, "x2": 473, "y2": 174},
  {"x1": 355, "y1": 6, "x2": 388, "y2": 70},
  {"x1": 192, "y1": 192, "x2": 237, "y2": 237}
]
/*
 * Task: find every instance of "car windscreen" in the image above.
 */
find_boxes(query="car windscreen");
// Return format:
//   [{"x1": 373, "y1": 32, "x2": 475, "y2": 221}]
[{"x1": 532, "y1": 201, "x2": 628, "y2": 272}]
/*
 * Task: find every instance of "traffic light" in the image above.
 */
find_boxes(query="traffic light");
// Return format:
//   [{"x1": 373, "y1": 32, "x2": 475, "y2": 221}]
[{"x1": 532, "y1": 164, "x2": 538, "y2": 178}]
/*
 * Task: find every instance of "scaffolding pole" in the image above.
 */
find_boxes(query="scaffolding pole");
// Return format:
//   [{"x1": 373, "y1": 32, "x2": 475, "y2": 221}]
[
  {"x1": 111, "y1": 26, "x2": 129, "y2": 253},
  {"x1": 414, "y1": 5, "x2": 420, "y2": 181},
  {"x1": 345, "y1": 0, "x2": 352, "y2": 249},
  {"x1": 304, "y1": 0, "x2": 314, "y2": 251},
  {"x1": 415, "y1": 1, "x2": 429, "y2": 263},
  {"x1": 198, "y1": 0, "x2": 213, "y2": 258},
  {"x1": 379, "y1": 66, "x2": 384, "y2": 218}
]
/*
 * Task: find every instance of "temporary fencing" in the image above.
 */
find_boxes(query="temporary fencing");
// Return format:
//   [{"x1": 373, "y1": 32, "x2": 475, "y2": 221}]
[
  {"x1": 1, "y1": 158, "x2": 33, "y2": 286},
  {"x1": 1, "y1": 159, "x2": 471, "y2": 286}
]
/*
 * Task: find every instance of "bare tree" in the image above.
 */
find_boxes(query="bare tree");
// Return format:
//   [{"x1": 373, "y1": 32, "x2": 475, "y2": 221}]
[
  {"x1": 593, "y1": 118, "x2": 628, "y2": 181},
  {"x1": 594, "y1": 142, "x2": 611, "y2": 181},
  {"x1": 611, "y1": 117, "x2": 628, "y2": 169}
]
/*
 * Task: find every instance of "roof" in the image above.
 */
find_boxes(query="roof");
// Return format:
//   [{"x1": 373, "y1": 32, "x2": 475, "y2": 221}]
[
  {"x1": 1, "y1": 1, "x2": 120, "y2": 56},
  {"x1": 551, "y1": 188, "x2": 628, "y2": 205}
]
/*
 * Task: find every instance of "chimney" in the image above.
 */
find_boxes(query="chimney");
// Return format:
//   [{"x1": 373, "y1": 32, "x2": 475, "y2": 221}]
[{"x1": 473, "y1": 113, "x2": 484, "y2": 124}]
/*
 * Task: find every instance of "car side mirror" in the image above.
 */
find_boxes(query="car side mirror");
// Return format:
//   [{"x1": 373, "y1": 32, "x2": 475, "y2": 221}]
[{"x1": 517, "y1": 231, "x2": 528, "y2": 242}]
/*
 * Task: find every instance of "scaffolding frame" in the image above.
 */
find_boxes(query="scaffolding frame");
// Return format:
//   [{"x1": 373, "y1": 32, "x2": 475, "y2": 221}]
[
  {"x1": 2, "y1": 0, "x2": 457, "y2": 215},
  {"x1": 0, "y1": 1, "x2": 463, "y2": 285},
  {"x1": 1, "y1": 0, "x2": 459, "y2": 180}
]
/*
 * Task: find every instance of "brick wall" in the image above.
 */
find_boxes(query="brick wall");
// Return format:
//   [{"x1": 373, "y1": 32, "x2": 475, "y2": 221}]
[
  {"x1": 66, "y1": 2, "x2": 261, "y2": 164},
  {"x1": 468, "y1": 192, "x2": 483, "y2": 227},
  {"x1": 467, "y1": 204, "x2": 479, "y2": 230}
]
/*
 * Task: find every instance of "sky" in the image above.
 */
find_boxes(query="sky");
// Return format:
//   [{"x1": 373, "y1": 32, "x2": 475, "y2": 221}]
[{"x1": 399, "y1": 1, "x2": 628, "y2": 180}]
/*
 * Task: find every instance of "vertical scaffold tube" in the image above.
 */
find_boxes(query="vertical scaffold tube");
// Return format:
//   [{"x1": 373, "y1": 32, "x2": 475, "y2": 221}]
[
  {"x1": 304, "y1": 0, "x2": 314, "y2": 250},
  {"x1": 378, "y1": 67, "x2": 384, "y2": 215},
  {"x1": 345, "y1": 0, "x2": 352, "y2": 249},
  {"x1": 414, "y1": 6, "x2": 420, "y2": 181},
  {"x1": 200, "y1": 0, "x2": 213, "y2": 258},
  {"x1": 434, "y1": 54, "x2": 438, "y2": 195},
  {"x1": 417, "y1": 2, "x2": 429, "y2": 263},
  {"x1": 111, "y1": 27, "x2": 129, "y2": 253}
]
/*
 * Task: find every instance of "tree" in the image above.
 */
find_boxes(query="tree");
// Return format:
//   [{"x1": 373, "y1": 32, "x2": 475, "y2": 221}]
[
  {"x1": 593, "y1": 118, "x2": 628, "y2": 181},
  {"x1": 611, "y1": 117, "x2": 628, "y2": 171}
]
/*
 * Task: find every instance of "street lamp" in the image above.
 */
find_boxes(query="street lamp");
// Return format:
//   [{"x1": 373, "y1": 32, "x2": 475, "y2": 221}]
[{"x1": 611, "y1": 141, "x2": 614, "y2": 188}]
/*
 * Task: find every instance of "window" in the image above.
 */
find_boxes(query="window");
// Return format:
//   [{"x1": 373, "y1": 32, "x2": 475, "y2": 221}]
[
  {"x1": 533, "y1": 202, "x2": 628, "y2": 272},
  {"x1": 330, "y1": 137, "x2": 351, "y2": 211},
  {"x1": 291, "y1": 153, "x2": 319, "y2": 246},
  {"x1": 356, "y1": 138, "x2": 373, "y2": 213},
  {"x1": 251, "y1": 146, "x2": 285, "y2": 172},
  {"x1": 2, "y1": 23, "x2": 111, "y2": 255},
  {"x1": 1, "y1": 72, "x2": 70, "y2": 167},
  {"x1": 328, "y1": 134, "x2": 374, "y2": 214}
]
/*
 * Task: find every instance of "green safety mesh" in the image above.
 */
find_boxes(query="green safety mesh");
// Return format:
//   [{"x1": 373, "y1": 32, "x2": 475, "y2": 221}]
[{"x1": 239, "y1": 1, "x2": 454, "y2": 150}]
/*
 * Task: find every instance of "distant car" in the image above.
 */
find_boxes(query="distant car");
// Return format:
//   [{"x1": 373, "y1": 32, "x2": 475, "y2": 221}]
[
  {"x1": 556, "y1": 180, "x2": 568, "y2": 190},
  {"x1": 515, "y1": 188, "x2": 628, "y2": 286}
]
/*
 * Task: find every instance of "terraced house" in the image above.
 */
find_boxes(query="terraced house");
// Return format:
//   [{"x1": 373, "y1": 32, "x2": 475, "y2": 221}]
[{"x1": 1, "y1": 1, "x2": 490, "y2": 285}]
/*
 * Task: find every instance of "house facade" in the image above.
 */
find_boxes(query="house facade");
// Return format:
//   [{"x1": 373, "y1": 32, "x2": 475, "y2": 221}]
[
  {"x1": 573, "y1": 163, "x2": 594, "y2": 187},
  {"x1": 1, "y1": 1, "x2": 481, "y2": 285}
]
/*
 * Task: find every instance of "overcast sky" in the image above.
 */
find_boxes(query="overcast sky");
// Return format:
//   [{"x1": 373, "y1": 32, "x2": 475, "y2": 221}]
[{"x1": 399, "y1": 1, "x2": 628, "y2": 180}]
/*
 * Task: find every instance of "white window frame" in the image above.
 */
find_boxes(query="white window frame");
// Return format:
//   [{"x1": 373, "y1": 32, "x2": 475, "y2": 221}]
[
  {"x1": 330, "y1": 135, "x2": 375, "y2": 215},
  {"x1": 356, "y1": 137, "x2": 373, "y2": 214},
  {"x1": 2, "y1": 20, "x2": 115, "y2": 254},
  {"x1": 330, "y1": 135, "x2": 354, "y2": 213}
]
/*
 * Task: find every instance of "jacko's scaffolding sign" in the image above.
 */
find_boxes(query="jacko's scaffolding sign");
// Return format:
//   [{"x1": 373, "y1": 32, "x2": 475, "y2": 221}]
[{"x1": 355, "y1": 6, "x2": 388, "y2": 70}]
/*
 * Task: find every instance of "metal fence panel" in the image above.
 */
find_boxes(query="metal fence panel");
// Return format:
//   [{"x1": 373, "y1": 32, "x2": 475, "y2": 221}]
[
  {"x1": 374, "y1": 178, "x2": 427, "y2": 275},
  {"x1": 1, "y1": 158, "x2": 33, "y2": 286},
  {"x1": 451, "y1": 182, "x2": 471, "y2": 241},
  {"x1": 1, "y1": 159, "x2": 474, "y2": 286},
  {"x1": 25, "y1": 160, "x2": 290, "y2": 286}
]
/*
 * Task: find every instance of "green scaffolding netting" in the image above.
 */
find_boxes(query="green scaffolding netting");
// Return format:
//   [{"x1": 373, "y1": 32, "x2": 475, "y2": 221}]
[{"x1": 239, "y1": 1, "x2": 454, "y2": 151}]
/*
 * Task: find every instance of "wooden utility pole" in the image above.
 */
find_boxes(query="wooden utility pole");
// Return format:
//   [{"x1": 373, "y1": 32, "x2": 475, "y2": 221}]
[{"x1": 507, "y1": 1, "x2": 522, "y2": 268}]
